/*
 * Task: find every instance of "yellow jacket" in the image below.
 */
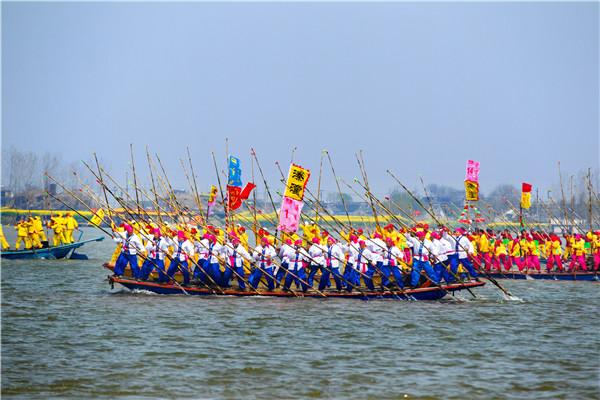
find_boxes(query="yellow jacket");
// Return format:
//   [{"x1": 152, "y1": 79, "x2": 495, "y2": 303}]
[
  {"x1": 16, "y1": 222, "x2": 29, "y2": 236},
  {"x1": 65, "y1": 216, "x2": 78, "y2": 230},
  {"x1": 509, "y1": 241, "x2": 521, "y2": 257},
  {"x1": 528, "y1": 241, "x2": 540, "y2": 256},
  {"x1": 495, "y1": 242, "x2": 508, "y2": 257},
  {"x1": 479, "y1": 235, "x2": 490, "y2": 253},
  {"x1": 551, "y1": 240, "x2": 563, "y2": 256},
  {"x1": 572, "y1": 239, "x2": 585, "y2": 256}
]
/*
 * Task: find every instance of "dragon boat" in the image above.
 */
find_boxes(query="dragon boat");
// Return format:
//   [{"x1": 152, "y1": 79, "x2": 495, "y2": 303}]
[
  {"x1": 1, "y1": 236, "x2": 105, "y2": 260},
  {"x1": 103, "y1": 262, "x2": 485, "y2": 300},
  {"x1": 484, "y1": 270, "x2": 599, "y2": 282}
]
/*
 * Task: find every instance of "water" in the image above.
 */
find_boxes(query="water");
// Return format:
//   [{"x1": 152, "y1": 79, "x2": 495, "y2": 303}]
[{"x1": 1, "y1": 227, "x2": 599, "y2": 399}]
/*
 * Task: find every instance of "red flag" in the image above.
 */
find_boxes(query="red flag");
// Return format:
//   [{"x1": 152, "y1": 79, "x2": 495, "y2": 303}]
[
  {"x1": 239, "y1": 182, "x2": 256, "y2": 200},
  {"x1": 522, "y1": 183, "x2": 532, "y2": 193}
]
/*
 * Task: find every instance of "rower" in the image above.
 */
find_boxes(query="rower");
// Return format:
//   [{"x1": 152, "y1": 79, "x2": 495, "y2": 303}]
[
  {"x1": 204, "y1": 234, "x2": 222, "y2": 285},
  {"x1": 27, "y1": 217, "x2": 43, "y2": 249},
  {"x1": 14, "y1": 218, "x2": 31, "y2": 250},
  {"x1": 355, "y1": 240, "x2": 375, "y2": 290},
  {"x1": 383, "y1": 237, "x2": 405, "y2": 289},
  {"x1": 113, "y1": 224, "x2": 145, "y2": 278},
  {"x1": 367, "y1": 232, "x2": 386, "y2": 290},
  {"x1": 47, "y1": 213, "x2": 66, "y2": 247},
  {"x1": 430, "y1": 231, "x2": 451, "y2": 284},
  {"x1": 221, "y1": 236, "x2": 253, "y2": 289},
  {"x1": 277, "y1": 238, "x2": 294, "y2": 287},
  {"x1": 407, "y1": 230, "x2": 440, "y2": 287},
  {"x1": 569, "y1": 234, "x2": 587, "y2": 271},
  {"x1": 547, "y1": 234, "x2": 564, "y2": 272},
  {"x1": 343, "y1": 234, "x2": 360, "y2": 291},
  {"x1": 0, "y1": 225, "x2": 9, "y2": 250},
  {"x1": 64, "y1": 212, "x2": 79, "y2": 244},
  {"x1": 140, "y1": 228, "x2": 171, "y2": 282},
  {"x1": 319, "y1": 236, "x2": 344, "y2": 291},
  {"x1": 283, "y1": 239, "x2": 309, "y2": 292},
  {"x1": 167, "y1": 230, "x2": 195, "y2": 285},
  {"x1": 307, "y1": 237, "x2": 325, "y2": 287},
  {"x1": 444, "y1": 227, "x2": 477, "y2": 281},
  {"x1": 249, "y1": 237, "x2": 277, "y2": 290},
  {"x1": 592, "y1": 231, "x2": 600, "y2": 271}
]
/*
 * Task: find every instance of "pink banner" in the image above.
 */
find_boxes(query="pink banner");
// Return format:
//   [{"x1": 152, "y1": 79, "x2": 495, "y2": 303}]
[
  {"x1": 277, "y1": 196, "x2": 304, "y2": 233},
  {"x1": 465, "y1": 160, "x2": 480, "y2": 182}
]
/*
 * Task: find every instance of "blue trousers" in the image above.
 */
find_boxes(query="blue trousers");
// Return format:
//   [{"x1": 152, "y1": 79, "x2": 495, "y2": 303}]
[
  {"x1": 249, "y1": 266, "x2": 275, "y2": 290},
  {"x1": 448, "y1": 255, "x2": 478, "y2": 280},
  {"x1": 206, "y1": 261, "x2": 221, "y2": 285},
  {"x1": 276, "y1": 262, "x2": 288, "y2": 285},
  {"x1": 319, "y1": 267, "x2": 343, "y2": 291},
  {"x1": 223, "y1": 265, "x2": 245, "y2": 289},
  {"x1": 391, "y1": 266, "x2": 405, "y2": 289},
  {"x1": 283, "y1": 268, "x2": 308, "y2": 292},
  {"x1": 167, "y1": 259, "x2": 190, "y2": 285},
  {"x1": 434, "y1": 262, "x2": 451, "y2": 284},
  {"x1": 343, "y1": 263, "x2": 358, "y2": 291},
  {"x1": 115, "y1": 253, "x2": 140, "y2": 278},
  {"x1": 361, "y1": 266, "x2": 375, "y2": 290},
  {"x1": 141, "y1": 258, "x2": 167, "y2": 282},
  {"x1": 307, "y1": 264, "x2": 320, "y2": 287},
  {"x1": 193, "y1": 259, "x2": 207, "y2": 282},
  {"x1": 378, "y1": 261, "x2": 390, "y2": 289},
  {"x1": 410, "y1": 259, "x2": 440, "y2": 287}
]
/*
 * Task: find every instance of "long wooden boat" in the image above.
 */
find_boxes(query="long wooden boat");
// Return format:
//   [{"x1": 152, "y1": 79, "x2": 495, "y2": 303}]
[
  {"x1": 104, "y1": 263, "x2": 485, "y2": 300},
  {"x1": 1, "y1": 237, "x2": 105, "y2": 260},
  {"x1": 484, "y1": 271, "x2": 599, "y2": 282}
]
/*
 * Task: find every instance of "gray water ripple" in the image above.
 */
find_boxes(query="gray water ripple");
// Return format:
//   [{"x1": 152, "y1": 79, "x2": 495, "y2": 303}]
[{"x1": 2, "y1": 229, "x2": 600, "y2": 399}]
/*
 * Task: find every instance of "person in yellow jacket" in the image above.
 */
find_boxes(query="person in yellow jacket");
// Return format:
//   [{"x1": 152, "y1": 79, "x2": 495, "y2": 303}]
[
  {"x1": 493, "y1": 238, "x2": 511, "y2": 271},
  {"x1": 546, "y1": 235, "x2": 564, "y2": 272},
  {"x1": 301, "y1": 223, "x2": 320, "y2": 247},
  {"x1": 509, "y1": 238, "x2": 522, "y2": 271},
  {"x1": 27, "y1": 217, "x2": 43, "y2": 249},
  {"x1": 64, "y1": 212, "x2": 79, "y2": 243},
  {"x1": 15, "y1": 219, "x2": 32, "y2": 250},
  {"x1": 478, "y1": 230, "x2": 492, "y2": 271},
  {"x1": 568, "y1": 234, "x2": 587, "y2": 271},
  {"x1": 48, "y1": 213, "x2": 67, "y2": 247},
  {"x1": 33, "y1": 216, "x2": 47, "y2": 244},
  {"x1": 0, "y1": 225, "x2": 10, "y2": 250},
  {"x1": 592, "y1": 231, "x2": 600, "y2": 271}
]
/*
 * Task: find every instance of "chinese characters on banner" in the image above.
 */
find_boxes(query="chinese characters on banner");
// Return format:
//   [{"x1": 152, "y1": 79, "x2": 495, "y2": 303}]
[
  {"x1": 465, "y1": 180, "x2": 480, "y2": 201},
  {"x1": 521, "y1": 182, "x2": 532, "y2": 209},
  {"x1": 278, "y1": 163, "x2": 311, "y2": 232},
  {"x1": 465, "y1": 160, "x2": 480, "y2": 182},
  {"x1": 277, "y1": 196, "x2": 304, "y2": 232},
  {"x1": 226, "y1": 156, "x2": 256, "y2": 211},
  {"x1": 464, "y1": 159, "x2": 480, "y2": 201},
  {"x1": 283, "y1": 164, "x2": 311, "y2": 201}
]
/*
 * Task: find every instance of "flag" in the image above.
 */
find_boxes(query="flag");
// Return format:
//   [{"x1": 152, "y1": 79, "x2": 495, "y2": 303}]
[
  {"x1": 283, "y1": 164, "x2": 311, "y2": 201},
  {"x1": 227, "y1": 182, "x2": 256, "y2": 211},
  {"x1": 277, "y1": 196, "x2": 304, "y2": 232},
  {"x1": 208, "y1": 185, "x2": 218, "y2": 205},
  {"x1": 228, "y1": 156, "x2": 242, "y2": 187},
  {"x1": 465, "y1": 160, "x2": 480, "y2": 182},
  {"x1": 465, "y1": 180, "x2": 479, "y2": 201},
  {"x1": 521, "y1": 182, "x2": 532, "y2": 209},
  {"x1": 90, "y1": 209, "x2": 105, "y2": 226}
]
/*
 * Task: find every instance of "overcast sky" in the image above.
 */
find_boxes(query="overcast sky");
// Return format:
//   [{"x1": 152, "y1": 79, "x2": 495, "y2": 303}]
[{"x1": 2, "y1": 2, "x2": 598, "y2": 197}]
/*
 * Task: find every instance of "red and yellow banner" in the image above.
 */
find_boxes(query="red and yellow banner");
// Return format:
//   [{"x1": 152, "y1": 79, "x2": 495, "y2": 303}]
[
  {"x1": 465, "y1": 180, "x2": 479, "y2": 201},
  {"x1": 521, "y1": 182, "x2": 532, "y2": 209}
]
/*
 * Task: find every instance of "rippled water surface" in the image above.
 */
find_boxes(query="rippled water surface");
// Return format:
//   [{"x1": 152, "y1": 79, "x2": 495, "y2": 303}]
[{"x1": 2, "y1": 228, "x2": 599, "y2": 399}]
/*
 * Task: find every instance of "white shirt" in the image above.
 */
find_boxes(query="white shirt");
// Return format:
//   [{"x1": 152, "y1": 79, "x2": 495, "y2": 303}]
[
  {"x1": 443, "y1": 232, "x2": 474, "y2": 259},
  {"x1": 171, "y1": 239, "x2": 195, "y2": 262},
  {"x1": 221, "y1": 243, "x2": 253, "y2": 268},
  {"x1": 196, "y1": 239, "x2": 222, "y2": 263},
  {"x1": 431, "y1": 239, "x2": 448, "y2": 263},
  {"x1": 354, "y1": 247, "x2": 375, "y2": 273},
  {"x1": 287, "y1": 246, "x2": 309, "y2": 271},
  {"x1": 343, "y1": 241, "x2": 360, "y2": 265},
  {"x1": 367, "y1": 238, "x2": 387, "y2": 263},
  {"x1": 253, "y1": 245, "x2": 277, "y2": 267},
  {"x1": 407, "y1": 236, "x2": 433, "y2": 261},
  {"x1": 323, "y1": 243, "x2": 345, "y2": 269},
  {"x1": 145, "y1": 236, "x2": 171, "y2": 260},
  {"x1": 382, "y1": 245, "x2": 403, "y2": 267},
  {"x1": 308, "y1": 243, "x2": 325, "y2": 266},
  {"x1": 279, "y1": 243, "x2": 294, "y2": 264},
  {"x1": 113, "y1": 231, "x2": 145, "y2": 255}
]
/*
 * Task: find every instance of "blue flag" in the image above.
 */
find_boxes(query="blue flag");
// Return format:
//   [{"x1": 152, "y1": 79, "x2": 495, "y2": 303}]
[{"x1": 228, "y1": 156, "x2": 242, "y2": 187}]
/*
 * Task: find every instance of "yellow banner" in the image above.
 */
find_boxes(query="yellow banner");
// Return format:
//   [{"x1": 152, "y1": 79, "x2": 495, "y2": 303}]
[
  {"x1": 284, "y1": 164, "x2": 311, "y2": 201},
  {"x1": 465, "y1": 180, "x2": 479, "y2": 201},
  {"x1": 521, "y1": 192, "x2": 531, "y2": 209},
  {"x1": 90, "y1": 209, "x2": 105, "y2": 226}
]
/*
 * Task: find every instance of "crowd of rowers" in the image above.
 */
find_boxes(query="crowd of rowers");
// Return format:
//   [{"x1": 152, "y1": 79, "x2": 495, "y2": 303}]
[
  {"x1": 0, "y1": 212, "x2": 79, "y2": 251},
  {"x1": 110, "y1": 221, "x2": 600, "y2": 291}
]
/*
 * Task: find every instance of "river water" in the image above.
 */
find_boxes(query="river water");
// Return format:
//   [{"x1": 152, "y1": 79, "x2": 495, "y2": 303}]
[{"x1": 1, "y1": 227, "x2": 599, "y2": 399}]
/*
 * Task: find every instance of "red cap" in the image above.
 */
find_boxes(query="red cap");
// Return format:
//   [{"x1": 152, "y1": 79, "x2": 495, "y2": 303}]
[
  {"x1": 294, "y1": 239, "x2": 303, "y2": 246},
  {"x1": 312, "y1": 237, "x2": 320, "y2": 244},
  {"x1": 261, "y1": 236, "x2": 270, "y2": 244}
]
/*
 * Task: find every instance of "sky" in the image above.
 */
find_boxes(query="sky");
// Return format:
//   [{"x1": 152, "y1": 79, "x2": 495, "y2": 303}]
[{"x1": 2, "y1": 2, "x2": 599, "y2": 197}]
